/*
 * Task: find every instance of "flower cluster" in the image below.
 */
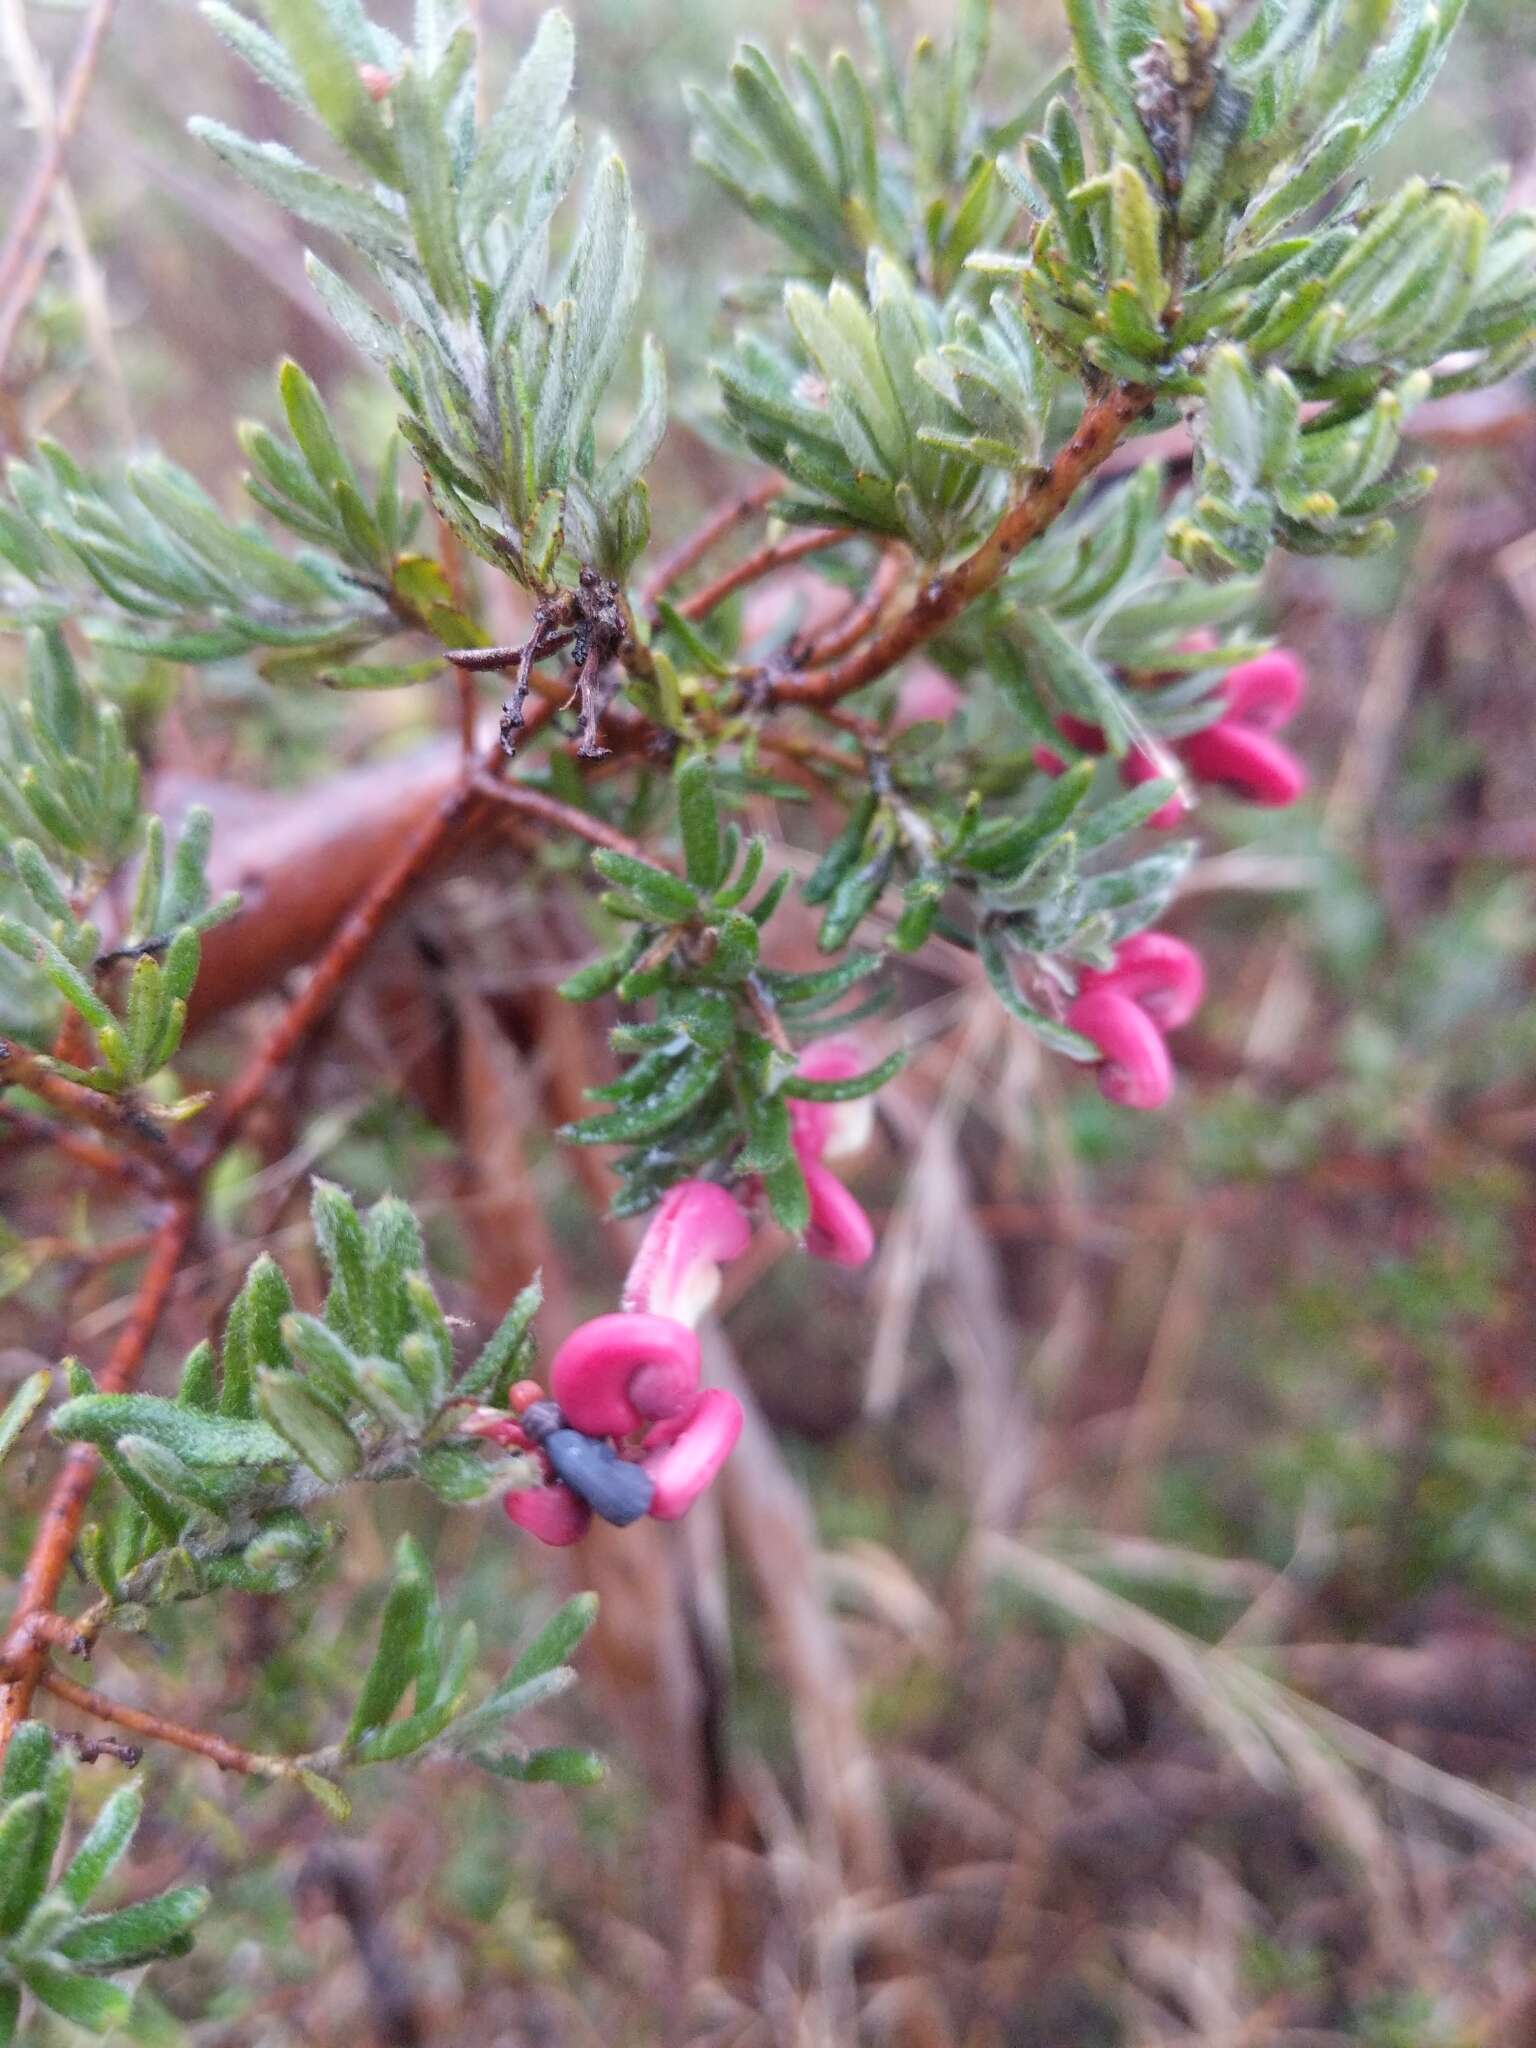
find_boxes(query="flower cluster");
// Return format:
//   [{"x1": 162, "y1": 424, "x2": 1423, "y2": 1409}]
[
  {"x1": 1036, "y1": 648, "x2": 1310, "y2": 826},
  {"x1": 1066, "y1": 931, "x2": 1205, "y2": 1111},
  {"x1": 492, "y1": 1042, "x2": 881, "y2": 1545}
]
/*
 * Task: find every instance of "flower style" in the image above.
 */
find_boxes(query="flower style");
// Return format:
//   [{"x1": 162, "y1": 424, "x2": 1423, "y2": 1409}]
[
  {"x1": 788, "y1": 1038, "x2": 880, "y2": 1267},
  {"x1": 1065, "y1": 932, "x2": 1205, "y2": 1112},
  {"x1": 1032, "y1": 648, "x2": 1309, "y2": 825},
  {"x1": 502, "y1": 1181, "x2": 751, "y2": 1546}
]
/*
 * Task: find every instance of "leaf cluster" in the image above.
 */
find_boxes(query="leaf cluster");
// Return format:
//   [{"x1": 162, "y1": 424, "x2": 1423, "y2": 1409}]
[
  {"x1": 329, "y1": 1543, "x2": 602, "y2": 1784},
  {"x1": 196, "y1": 3, "x2": 665, "y2": 589},
  {"x1": 51, "y1": 1181, "x2": 542, "y2": 1617},
  {"x1": 0, "y1": 1727, "x2": 207, "y2": 2042},
  {"x1": 557, "y1": 756, "x2": 896, "y2": 1226},
  {"x1": 0, "y1": 630, "x2": 237, "y2": 1092}
]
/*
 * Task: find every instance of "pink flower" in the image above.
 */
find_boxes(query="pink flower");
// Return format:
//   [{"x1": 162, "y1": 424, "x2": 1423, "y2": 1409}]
[
  {"x1": 1076, "y1": 931, "x2": 1205, "y2": 1030},
  {"x1": 620, "y1": 1180, "x2": 752, "y2": 1326},
  {"x1": 550, "y1": 1311, "x2": 702, "y2": 1437},
  {"x1": 787, "y1": 1037, "x2": 877, "y2": 1164},
  {"x1": 788, "y1": 1038, "x2": 882, "y2": 1267},
  {"x1": 1032, "y1": 648, "x2": 1308, "y2": 822},
  {"x1": 1064, "y1": 987, "x2": 1174, "y2": 1109},
  {"x1": 504, "y1": 1480, "x2": 593, "y2": 1546},
  {"x1": 1066, "y1": 932, "x2": 1205, "y2": 1112},
  {"x1": 800, "y1": 1160, "x2": 878, "y2": 1265},
  {"x1": 641, "y1": 1390, "x2": 745, "y2": 1520},
  {"x1": 502, "y1": 1182, "x2": 753, "y2": 1544}
]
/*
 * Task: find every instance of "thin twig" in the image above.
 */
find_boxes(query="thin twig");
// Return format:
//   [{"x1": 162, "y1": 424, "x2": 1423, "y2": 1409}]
[
  {"x1": 676, "y1": 525, "x2": 854, "y2": 623},
  {"x1": 0, "y1": 0, "x2": 118, "y2": 373},
  {"x1": 0, "y1": 1103, "x2": 147, "y2": 1185},
  {"x1": 0, "y1": 1197, "x2": 196, "y2": 1747},
  {"x1": 0, "y1": 1040, "x2": 183, "y2": 1180},
  {"x1": 39, "y1": 1668, "x2": 283, "y2": 1777},
  {"x1": 641, "y1": 477, "x2": 782, "y2": 608},
  {"x1": 470, "y1": 773, "x2": 645, "y2": 858},
  {"x1": 793, "y1": 545, "x2": 905, "y2": 667},
  {"x1": 764, "y1": 384, "x2": 1153, "y2": 709}
]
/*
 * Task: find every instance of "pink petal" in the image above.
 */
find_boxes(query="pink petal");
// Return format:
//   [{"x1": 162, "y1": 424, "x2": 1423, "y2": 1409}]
[
  {"x1": 790, "y1": 1037, "x2": 878, "y2": 1164},
  {"x1": 504, "y1": 1480, "x2": 593, "y2": 1546},
  {"x1": 893, "y1": 662, "x2": 963, "y2": 730},
  {"x1": 1033, "y1": 744, "x2": 1070, "y2": 777},
  {"x1": 1056, "y1": 714, "x2": 1107, "y2": 753},
  {"x1": 1066, "y1": 987, "x2": 1175, "y2": 1111},
  {"x1": 550, "y1": 1312, "x2": 702, "y2": 1437},
  {"x1": 803, "y1": 1159, "x2": 877, "y2": 1265},
  {"x1": 1181, "y1": 722, "x2": 1307, "y2": 806},
  {"x1": 641, "y1": 1390, "x2": 744, "y2": 1520},
  {"x1": 457, "y1": 1406, "x2": 530, "y2": 1450},
  {"x1": 621, "y1": 1180, "x2": 753, "y2": 1326},
  {"x1": 1220, "y1": 649, "x2": 1306, "y2": 731},
  {"x1": 1079, "y1": 932, "x2": 1205, "y2": 1031}
]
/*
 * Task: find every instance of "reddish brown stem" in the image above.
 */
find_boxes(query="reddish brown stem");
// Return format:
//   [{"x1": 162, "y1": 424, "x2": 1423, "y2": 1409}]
[
  {"x1": 641, "y1": 477, "x2": 782, "y2": 607},
  {"x1": 676, "y1": 526, "x2": 854, "y2": 623},
  {"x1": 0, "y1": 1104, "x2": 146, "y2": 1185},
  {"x1": 470, "y1": 774, "x2": 645, "y2": 859},
  {"x1": 0, "y1": 1197, "x2": 196, "y2": 1748},
  {"x1": 795, "y1": 546, "x2": 905, "y2": 667},
  {"x1": 39, "y1": 1668, "x2": 275, "y2": 1777},
  {"x1": 0, "y1": 1041, "x2": 181, "y2": 1178},
  {"x1": 766, "y1": 385, "x2": 1153, "y2": 708}
]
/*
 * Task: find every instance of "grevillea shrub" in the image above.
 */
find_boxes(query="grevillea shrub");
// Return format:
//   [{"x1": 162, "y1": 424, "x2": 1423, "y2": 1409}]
[{"x1": 0, "y1": 0, "x2": 1532, "y2": 2028}]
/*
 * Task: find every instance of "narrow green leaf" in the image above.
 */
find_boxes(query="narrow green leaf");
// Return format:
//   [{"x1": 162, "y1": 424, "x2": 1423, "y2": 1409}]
[
  {"x1": 259, "y1": 0, "x2": 400, "y2": 182},
  {"x1": 58, "y1": 1782, "x2": 142, "y2": 1908},
  {"x1": 505, "y1": 1592, "x2": 598, "y2": 1689},
  {"x1": 51, "y1": 1394, "x2": 291, "y2": 1468},
  {"x1": 457, "y1": 1276, "x2": 543, "y2": 1401},
  {"x1": 347, "y1": 1535, "x2": 433, "y2": 1742},
  {"x1": 0, "y1": 1370, "x2": 50, "y2": 1469},
  {"x1": 591, "y1": 847, "x2": 699, "y2": 922},
  {"x1": 19, "y1": 1960, "x2": 132, "y2": 2032},
  {"x1": 56, "y1": 1885, "x2": 209, "y2": 1970},
  {"x1": 257, "y1": 1368, "x2": 362, "y2": 1482},
  {"x1": 782, "y1": 1047, "x2": 903, "y2": 1101}
]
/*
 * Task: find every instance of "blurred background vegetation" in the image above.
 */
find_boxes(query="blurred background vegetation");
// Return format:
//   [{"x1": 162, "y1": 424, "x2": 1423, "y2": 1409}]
[{"x1": 4, "y1": 0, "x2": 1536, "y2": 2041}]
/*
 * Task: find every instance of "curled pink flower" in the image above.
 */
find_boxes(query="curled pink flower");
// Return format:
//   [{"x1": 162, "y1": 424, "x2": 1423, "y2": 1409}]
[
  {"x1": 802, "y1": 1159, "x2": 877, "y2": 1265},
  {"x1": 504, "y1": 1479, "x2": 592, "y2": 1547},
  {"x1": 550, "y1": 1311, "x2": 701, "y2": 1438},
  {"x1": 1029, "y1": 646, "x2": 1308, "y2": 817},
  {"x1": 1179, "y1": 720, "x2": 1307, "y2": 806},
  {"x1": 1175, "y1": 646, "x2": 1307, "y2": 805},
  {"x1": 641, "y1": 1389, "x2": 745, "y2": 1519},
  {"x1": 1220, "y1": 649, "x2": 1306, "y2": 730},
  {"x1": 1065, "y1": 986, "x2": 1174, "y2": 1111},
  {"x1": 620, "y1": 1179, "x2": 752, "y2": 1327},
  {"x1": 1079, "y1": 932, "x2": 1205, "y2": 1031}
]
